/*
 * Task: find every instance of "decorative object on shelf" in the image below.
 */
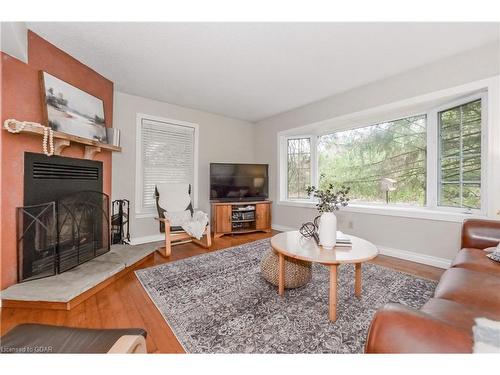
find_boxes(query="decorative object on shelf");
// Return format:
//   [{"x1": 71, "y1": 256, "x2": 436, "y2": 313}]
[
  {"x1": 106, "y1": 128, "x2": 121, "y2": 147},
  {"x1": 111, "y1": 199, "x2": 130, "y2": 245},
  {"x1": 380, "y1": 177, "x2": 397, "y2": 204},
  {"x1": 299, "y1": 222, "x2": 320, "y2": 244},
  {"x1": 3, "y1": 118, "x2": 120, "y2": 160},
  {"x1": 232, "y1": 210, "x2": 255, "y2": 221},
  {"x1": 41, "y1": 71, "x2": 107, "y2": 143},
  {"x1": 306, "y1": 184, "x2": 350, "y2": 250},
  {"x1": 4, "y1": 119, "x2": 54, "y2": 156},
  {"x1": 235, "y1": 205, "x2": 255, "y2": 211}
]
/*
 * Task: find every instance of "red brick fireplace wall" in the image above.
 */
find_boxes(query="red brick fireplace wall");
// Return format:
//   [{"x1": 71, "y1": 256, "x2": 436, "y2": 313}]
[{"x1": 0, "y1": 31, "x2": 113, "y2": 289}]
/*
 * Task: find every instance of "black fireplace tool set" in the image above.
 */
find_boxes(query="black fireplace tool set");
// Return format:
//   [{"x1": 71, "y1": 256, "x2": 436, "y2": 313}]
[{"x1": 111, "y1": 199, "x2": 130, "y2": 245}]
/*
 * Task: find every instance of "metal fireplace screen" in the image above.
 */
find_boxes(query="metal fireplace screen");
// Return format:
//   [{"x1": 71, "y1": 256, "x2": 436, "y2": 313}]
[
  {"x1": 17, "y1": 191, "x2": 110, "y2": 282},
  {"x1": 17, "y1": 202, "x2": 57, "y2": 281}
]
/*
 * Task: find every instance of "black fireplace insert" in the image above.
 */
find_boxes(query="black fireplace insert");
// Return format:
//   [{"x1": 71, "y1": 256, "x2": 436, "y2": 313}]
[{"x1": 17, "y1": 153, "x2": 110, "y2": 282}]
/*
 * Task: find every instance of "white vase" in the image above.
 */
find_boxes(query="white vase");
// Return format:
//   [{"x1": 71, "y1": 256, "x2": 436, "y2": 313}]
[{"x1": 317, "y1": 212, "x2": 337, "y2": 249}]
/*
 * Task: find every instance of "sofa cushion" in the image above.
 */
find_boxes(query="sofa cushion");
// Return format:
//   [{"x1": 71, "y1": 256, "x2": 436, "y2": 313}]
[
  {"x1": 365, "y1": 303, "x2": 473, "y2": 353},
  {"x1": 434, "y1": 268, "x2": 500, "y2": 316},
  {"x1": 452, "y1": 248, "x2": 500, "y2": 276},
  {"x1": 421, "y1": 298, "x2": 500, "y2": 332}
]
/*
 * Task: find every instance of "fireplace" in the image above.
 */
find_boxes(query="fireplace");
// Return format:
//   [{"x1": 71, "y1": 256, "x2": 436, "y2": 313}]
[{"x1": 17, "y1": 153, "x2": 110, "y2": 282}]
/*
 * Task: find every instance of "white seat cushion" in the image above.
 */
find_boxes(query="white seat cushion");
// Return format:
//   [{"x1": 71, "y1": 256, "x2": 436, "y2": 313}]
[{"x1": 157, "y1": 183, "x2": 191, "y2": 212}]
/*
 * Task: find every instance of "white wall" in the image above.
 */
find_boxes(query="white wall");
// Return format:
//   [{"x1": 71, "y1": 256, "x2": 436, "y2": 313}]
[
  {"x1": 255, "y1": 41, "x2": 500, "y2": 267},
  {"x1": 0, "y1": 22, "x2": 28, "y2": 63},
  {"x1": 112, "y1": 92, "x2": 255, "y2": 243}
]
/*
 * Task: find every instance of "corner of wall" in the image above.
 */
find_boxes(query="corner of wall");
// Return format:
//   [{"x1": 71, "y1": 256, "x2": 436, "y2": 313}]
[{"x1": 0, "y1": 22, "x2": 28, "y2": 63}]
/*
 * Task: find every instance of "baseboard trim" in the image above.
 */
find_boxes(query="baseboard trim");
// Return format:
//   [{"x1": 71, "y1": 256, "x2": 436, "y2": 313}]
[
  {"x1": 271, "y1": 224, "x2": 451, "y2": 269},
  {"x1": 130, "y1": 234, "x2": 164, "y2": 245},
  {"x1": 377, "y1": 246, "x2": 451, "y2": 269}
]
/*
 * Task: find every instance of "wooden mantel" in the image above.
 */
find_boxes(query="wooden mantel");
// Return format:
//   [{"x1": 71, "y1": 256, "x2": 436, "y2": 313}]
[{"x1": 3, "y1": 122, "x2": 121, "y2": 159}]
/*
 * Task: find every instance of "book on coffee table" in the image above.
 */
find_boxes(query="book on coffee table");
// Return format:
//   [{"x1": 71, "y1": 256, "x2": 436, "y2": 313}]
[{"x1": 336, "y1": 231, "x2": 352, "y2": 247}]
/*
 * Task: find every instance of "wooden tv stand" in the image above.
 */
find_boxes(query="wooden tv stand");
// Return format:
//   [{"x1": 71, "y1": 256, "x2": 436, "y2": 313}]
[{"x1": 211, "y1": 200, "x2": 272, "y2": 238}]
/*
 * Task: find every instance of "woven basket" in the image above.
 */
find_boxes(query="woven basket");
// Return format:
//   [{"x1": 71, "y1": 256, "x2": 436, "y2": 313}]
[{"x1": 261, "y1": 249, "x2": 312, "y2": 289}]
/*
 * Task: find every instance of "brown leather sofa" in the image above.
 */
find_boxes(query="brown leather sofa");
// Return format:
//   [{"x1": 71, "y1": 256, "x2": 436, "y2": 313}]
[{"x1": 365, "y1": 219, "x2": 500, "y2": 353}]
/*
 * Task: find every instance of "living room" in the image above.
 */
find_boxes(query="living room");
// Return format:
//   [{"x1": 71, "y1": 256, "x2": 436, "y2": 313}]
[{"x1": 1, "y1": 0, "x2": 500, "y2": 372}]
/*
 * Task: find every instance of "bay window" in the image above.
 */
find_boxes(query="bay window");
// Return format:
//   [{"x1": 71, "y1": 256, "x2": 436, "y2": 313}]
[{"x1": 281, "y1": 92, "x2": 486, "y2": 214}]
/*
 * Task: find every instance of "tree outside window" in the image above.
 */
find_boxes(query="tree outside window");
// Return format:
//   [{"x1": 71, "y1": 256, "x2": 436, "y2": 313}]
[
  {"x1": 287, "y1": 138, "x2": 311, "y2": 199},
  {"x1": 438, "y1": 100, "x2": 481, "y2": 209},
  {"x1": 318, "y1": 115, "x2": 427, "y2": 206}
]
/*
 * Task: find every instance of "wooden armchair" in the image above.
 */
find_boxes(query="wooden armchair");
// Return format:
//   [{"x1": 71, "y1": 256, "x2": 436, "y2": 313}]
[{"x1": 155, "y1": 183, "x2": 211, "y2": 257}]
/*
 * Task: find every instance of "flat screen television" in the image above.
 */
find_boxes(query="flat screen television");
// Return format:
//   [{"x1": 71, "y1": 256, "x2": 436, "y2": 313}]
[{"x1": 210, "y1": 163, "x2": 269, "y2": 201}]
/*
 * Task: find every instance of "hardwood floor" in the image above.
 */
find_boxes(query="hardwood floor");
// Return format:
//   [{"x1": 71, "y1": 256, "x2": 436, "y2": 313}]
[{"x1": 0, "y1": 231, "x2": 444, "y2": 353}]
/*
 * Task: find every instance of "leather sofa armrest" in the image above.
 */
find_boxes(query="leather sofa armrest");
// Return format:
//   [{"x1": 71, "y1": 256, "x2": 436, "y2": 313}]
[
  {"x1": 461, "y1": 219, "x2": 500, "y2": 250},
  {"x1": 365, "y1": 303, "x2": 472, "y2": 353}
]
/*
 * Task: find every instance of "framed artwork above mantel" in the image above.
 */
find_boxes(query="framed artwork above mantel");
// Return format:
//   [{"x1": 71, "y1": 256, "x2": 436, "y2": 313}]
[{"x1": 40, "y1": 71, "x2": 108, "y2": 143}]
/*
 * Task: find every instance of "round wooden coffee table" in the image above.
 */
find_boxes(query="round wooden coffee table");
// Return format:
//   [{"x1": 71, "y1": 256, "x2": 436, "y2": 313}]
[{"x1": 270, "y1": 231, "x2": 378, "y2": 321}]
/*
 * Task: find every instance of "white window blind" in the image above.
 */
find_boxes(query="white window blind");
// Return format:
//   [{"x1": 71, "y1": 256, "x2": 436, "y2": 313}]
[{"x1": 140, "y1": 118, "x2": 195, "y2": 211}]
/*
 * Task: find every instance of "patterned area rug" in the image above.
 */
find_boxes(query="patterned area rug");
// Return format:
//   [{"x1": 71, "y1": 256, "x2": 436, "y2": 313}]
[{"x1": 135, "y1": 239, "x2": 437, "y2": 353}]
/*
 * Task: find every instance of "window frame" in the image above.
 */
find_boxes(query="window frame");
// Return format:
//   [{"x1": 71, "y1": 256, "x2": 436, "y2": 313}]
[
  {"x1": 280, "y1": 135, "x2": 317, "y2": 203},
  {"x1": 427, "y1": 92, "x2": 487, "y2": 214},
  {"x1": 278, "y1": 91, "x2": 488, "y2": 217},
  {"x1": 135, "y1": 113, "x2": 199, "y2": 218}
]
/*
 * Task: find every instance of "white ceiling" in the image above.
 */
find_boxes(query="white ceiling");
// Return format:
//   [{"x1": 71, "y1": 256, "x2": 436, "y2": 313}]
[{"x1": 27, "y1": 22, "x2": 500, "y2": 122}]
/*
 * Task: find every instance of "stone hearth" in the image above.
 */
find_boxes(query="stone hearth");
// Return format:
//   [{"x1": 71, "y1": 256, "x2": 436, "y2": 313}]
[{"x1": 0, "y1": 242, "x2": 159, "y2": 306}]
